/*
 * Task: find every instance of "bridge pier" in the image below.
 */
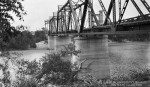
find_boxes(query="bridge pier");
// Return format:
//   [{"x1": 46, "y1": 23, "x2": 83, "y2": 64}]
[
  {"x1": 48, "y1": 36, "x2": 50, "y2": 49},
  {"x1": 75, "y1": 35, "x2": 110, "y2": 79},
  {"x1": 48, "y1": 36, "x2": 57, "y2": 51},
  {"x1": 102, "y1": 35, "x2": 108, "y2": 42}
]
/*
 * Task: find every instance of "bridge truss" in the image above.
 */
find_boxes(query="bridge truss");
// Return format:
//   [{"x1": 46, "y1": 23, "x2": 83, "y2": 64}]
[{"x1": 45, "y1": 0, "x2": 150, "y2": 36}]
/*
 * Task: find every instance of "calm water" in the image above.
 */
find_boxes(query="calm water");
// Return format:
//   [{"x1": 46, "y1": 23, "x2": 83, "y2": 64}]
[
  {"x1": 48, "y1": 36, "x2": 150, "y2": 79},
  {"x1": 18, "y1": 36, "x2": 150, "y2": 79}
]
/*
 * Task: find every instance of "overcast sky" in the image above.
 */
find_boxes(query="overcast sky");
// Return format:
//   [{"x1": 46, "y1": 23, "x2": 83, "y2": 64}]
[{"x1": 13, "y1": 0, "x2": 150, "y2": 31}]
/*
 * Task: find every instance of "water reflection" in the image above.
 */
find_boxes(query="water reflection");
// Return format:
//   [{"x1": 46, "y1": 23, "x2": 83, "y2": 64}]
[
  {"x1": 109, "y1": 42, "x2": 150, "y2": 77},
  {"x1": 48, "y1": 36, "x2": 150, "y2": 79},
  {"x1": 17, "y1": 36, "x2": 150, "y2": 79},
  {"x1": 147, "y1": 43, "x2": 150, "y2": 66},
  {"x1": 48, "y1": 36, "x2": 110, "y2": 79}
]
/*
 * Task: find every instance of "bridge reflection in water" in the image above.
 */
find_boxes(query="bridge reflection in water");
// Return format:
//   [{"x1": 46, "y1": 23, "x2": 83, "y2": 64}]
[{"x1": 48, "y1": 36, "x2": 150, "y2": 79}]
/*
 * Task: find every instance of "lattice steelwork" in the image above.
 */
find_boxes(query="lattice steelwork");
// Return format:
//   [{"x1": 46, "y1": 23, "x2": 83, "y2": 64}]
[{"x1": 45, "y1": 0, "x2": 150, "y2": 36}]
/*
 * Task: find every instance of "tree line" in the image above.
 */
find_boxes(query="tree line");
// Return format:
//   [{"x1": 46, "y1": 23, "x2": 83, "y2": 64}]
[
  {"x1": 109, "y1": 34, "x2": 150, "y2": 42},
  {"x1": 7, "y1": 29, "x2": 47, "y2": 50}
]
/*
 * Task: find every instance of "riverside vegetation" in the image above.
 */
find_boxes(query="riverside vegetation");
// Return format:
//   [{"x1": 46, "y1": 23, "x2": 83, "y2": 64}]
[
  {"x1": 109, "y1": 34, "x2": 150, "y2": 42},
  {"x1": 0, "y1": 40, "x2": 150, "y2": 87},
  {"x1": 7, "y1": 29, "x2": 47, "y2": 50}
]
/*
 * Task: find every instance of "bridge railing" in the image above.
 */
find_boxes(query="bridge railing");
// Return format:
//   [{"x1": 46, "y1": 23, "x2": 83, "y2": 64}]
[{"x1": 121, "y1": 14, "x2": 150, "y2": 23}]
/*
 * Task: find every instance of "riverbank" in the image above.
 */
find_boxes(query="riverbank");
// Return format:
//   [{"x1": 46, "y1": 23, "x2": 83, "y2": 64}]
[
  {"x1": 1, "y1": 39, "x2": 150, "y2": 86},
  {"x1": 9, "y1": 41, "x2": 49, "y2": 61}
]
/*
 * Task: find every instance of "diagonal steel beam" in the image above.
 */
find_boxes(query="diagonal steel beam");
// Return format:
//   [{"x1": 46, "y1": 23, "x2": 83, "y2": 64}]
[
  {"x1": 140, "y1": 0, "x2": 150, "y2": 13},
  {"x1": 104, "y1": 0, "x2": 115, "y2": 25},
  {"x1": 67, "y1": 11, "x2": 71, "y2": 31},
  {"x1": 131, "y1": 0, "x2": 144, "y2": 16},
  {"x1": 98, "y1": 0, "x2": 112, "y2": 24},
  {"x1": 68, "y1": 0, "x2": 80, "y2": 33},
  {"x1": 57, "y1": 1, "x2": 69, "y2": 13},
  {"x1": 118, "y1": 0, "x2": 129, "y2": 24},
  {"x1": 88, "y1": 0, "x2": 100, "y2": 26}
]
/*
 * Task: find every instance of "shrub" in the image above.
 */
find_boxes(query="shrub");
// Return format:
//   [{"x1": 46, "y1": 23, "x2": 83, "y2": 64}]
[
  {"x1": 13, "y1": 78, "x2": 39, "y2": 87},
  {"x1": 36, "y1": 43, "x2": 81, "y2": 85}
]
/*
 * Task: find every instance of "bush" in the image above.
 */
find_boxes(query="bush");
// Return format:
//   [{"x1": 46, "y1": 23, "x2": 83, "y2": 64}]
[
  {"x1": 36, "y1": 43, "x2": 81, "y2": 85},
  {"x1": 30, "y1": 42, "x2": 37, "y2": 48},
  {"x1": 8, "y1": 31, "x2": 35, "y2": 50},
  {"x1": 129, "y1": 68, "x2": 150, "y2": 81},
  {"x1": 13, "y1": 78, "x2": 39, "y2": 87}
]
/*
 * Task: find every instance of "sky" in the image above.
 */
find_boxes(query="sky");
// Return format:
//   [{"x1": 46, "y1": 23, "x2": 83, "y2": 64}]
[{"x1": 13, "y1": 0, "x2": 150, "y2": 31}]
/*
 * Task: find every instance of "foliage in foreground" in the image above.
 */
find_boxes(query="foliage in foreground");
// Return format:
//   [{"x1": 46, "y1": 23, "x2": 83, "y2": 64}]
[
  {"x1": 13, "y1": 78, "x2": 39, "y2": 87},
  {"x1": 0, "y1": 0, "x2": 26, "y2": 51},
  {"x1": 14, "y1": 43, "x2": 150, "y2": 87},
  {"x1": 0, "y1": 42, "x2": 150, "y2": 87},
  {"x1": 36, "y1": 43, "x2": 81, "y2": 85}
]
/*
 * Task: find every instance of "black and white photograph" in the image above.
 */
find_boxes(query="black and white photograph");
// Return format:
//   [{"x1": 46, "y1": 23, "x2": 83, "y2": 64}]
[{"x1": 1, "y1": 0, "x2": 150, "y2": 87}]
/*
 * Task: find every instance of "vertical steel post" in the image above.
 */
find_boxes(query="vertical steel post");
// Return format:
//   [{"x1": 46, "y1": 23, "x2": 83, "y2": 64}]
[
  {"x1": 104, "y1": 0, "x2": 114, "y2": 25},
  {"x1": 49, "y1": 19, "x2": 51, "y2": 35},
  {"x1": 53, "y1": 12, "x2": 57, "y2": 33},
  {"x1": 63, "y1": 10, "x2": 67, "y2": 33},
  {"x1": 45, "y1": 21, "x2": 48, "y2": 35},
  {"x1": 113, "y1": 0, "x2": 116, "y2": 31},
  {"x1": 88, "y1": 10, "x2": 92, "y2": 28},
  {"x1": 61, "y1": 11, "x2": 63, "y2": 32},
  {"x1": 79, "y1": 0, "x2": 89, "y2": 33},
  {"x1": 70, "y1": 16, "x2": 73, "y2": 31},
  {"x1": 118, "y1": 0, "x2": 121, "y2": 18},
  {"x1": 56, "y1": 11, "x2": 59, "y2": 34}
]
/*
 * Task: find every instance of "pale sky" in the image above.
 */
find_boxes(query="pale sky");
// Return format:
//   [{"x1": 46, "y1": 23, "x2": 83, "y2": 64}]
[{"x1": 13, "y1": 0, "x2": 150, "y2": 31}]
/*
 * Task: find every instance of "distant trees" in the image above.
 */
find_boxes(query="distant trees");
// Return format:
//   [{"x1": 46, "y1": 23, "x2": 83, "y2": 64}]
[
  {"x1": 8, "y1": 30, "x2": 36, "y2": 50},
  {"x1": 109, "y1": 34, "x2": 150, "y2": 42},
  {"x1": 34, "y1": 30, "x2": 47, "y2": 43},
  {"x1": 7, "y1": 29, "x2": 47, "y2": 50}
]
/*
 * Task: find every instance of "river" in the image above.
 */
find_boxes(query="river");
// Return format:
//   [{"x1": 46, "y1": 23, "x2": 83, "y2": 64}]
[{"x1": 19, "y1": 36, "x2": 150, "y2": 79}]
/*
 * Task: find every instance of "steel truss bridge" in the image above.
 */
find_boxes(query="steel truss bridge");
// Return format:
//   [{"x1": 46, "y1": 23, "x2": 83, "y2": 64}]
[{"x1": 45, "y1": 0, "x2": 150, "y2": 36}]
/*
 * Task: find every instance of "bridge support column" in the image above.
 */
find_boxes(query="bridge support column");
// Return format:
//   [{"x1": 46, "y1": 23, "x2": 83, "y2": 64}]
[
  {"x1": 102, "y1": 35, "x2": 109, "y2": 44},
  {"x1": 48, "y1": 36, "x2": 50, "y2": 49},
  {"x1": 74, "y1": 35, "x2": 110, "y2": 79},
  {"x1": 48, "y1": 36, "x2": 57, "y2": 52}
]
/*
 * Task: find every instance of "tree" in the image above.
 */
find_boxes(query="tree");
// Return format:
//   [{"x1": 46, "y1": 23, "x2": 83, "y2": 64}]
[
  {"x1": 8, "y1": 30, "x2": 36, "y2": 50},
  {"x1": 0, "y1": 0, "x2": 26, "y2": 51},
  {"x1": 35, "y1": 42, "x2": 83, "y2": 85},
  {"x1": 34, "y1": 30, "x2": 47, "y2": 43}
]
